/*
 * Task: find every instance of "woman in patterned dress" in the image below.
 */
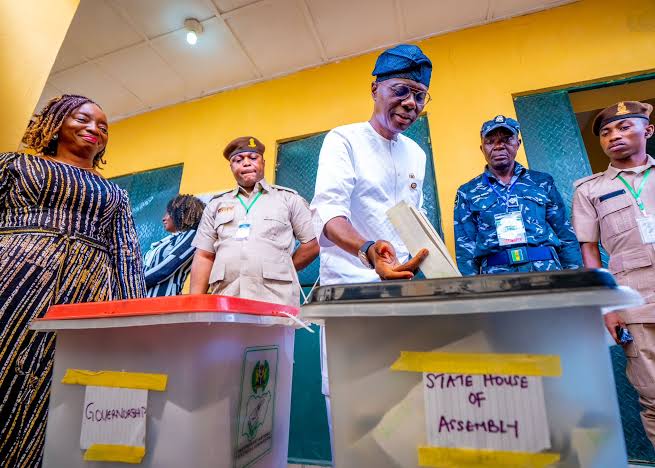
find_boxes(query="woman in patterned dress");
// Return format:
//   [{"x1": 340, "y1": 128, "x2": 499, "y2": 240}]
[
  {"x1": 144, "y1": 194, "x2": 205, "y2": 297},
  {"x1": 0, "y1": 95, "x2": 146, "y2": 466}
]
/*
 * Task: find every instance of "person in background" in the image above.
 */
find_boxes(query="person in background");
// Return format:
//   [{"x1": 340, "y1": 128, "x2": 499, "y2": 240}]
[
  {"x1": 189, "y1": 136, "x2": 318, "y2": 307},
  {"x1": 454, "y1": 115, "x2": 582, "y2": 275},
  {"x1": 144, "y1": 194, "x2": 205, "y2": 297},
  {"x1": 572, "y1": 101, "x2": 655, "y2": 446},
  {"x1": 0, "y1": 94, "x2": 145, "y2": 466}
]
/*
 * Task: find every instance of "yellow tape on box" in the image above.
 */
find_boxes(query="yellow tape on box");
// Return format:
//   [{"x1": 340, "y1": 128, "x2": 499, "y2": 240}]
[
  {"x1": 391, "y1": 351, "x2": 562, "y2": 377},
  {"x1": 84, "y1": 444, "x2": 145, "y2": 463},
  {"x1": 418, "y1": 446, "x2": 560, "y2": 467},
  {"x1": 62, "y1": 369, "x2": 168, "y2": 391}
]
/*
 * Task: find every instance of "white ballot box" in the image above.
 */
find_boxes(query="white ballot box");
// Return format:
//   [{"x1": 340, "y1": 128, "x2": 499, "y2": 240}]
[
  {"x1": 301, "y1": 270, "x2": 643, "y2": 468},
  {"x1": 31, "y1": 295, "x2": 298, "y2": 468}
]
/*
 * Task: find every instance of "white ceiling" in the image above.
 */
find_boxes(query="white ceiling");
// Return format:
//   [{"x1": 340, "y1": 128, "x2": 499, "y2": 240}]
[{"x1": 39, "y1": 0, "x2": 575, "y2": 121}]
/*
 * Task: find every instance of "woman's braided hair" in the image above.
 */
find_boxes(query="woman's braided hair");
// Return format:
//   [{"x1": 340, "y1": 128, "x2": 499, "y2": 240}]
[
  {"x1": 167, "y1": 195, "x2": 206, "y2": 232},
  {"x1": 22, "y1": 94, "x2": 107, "y2": 168}
]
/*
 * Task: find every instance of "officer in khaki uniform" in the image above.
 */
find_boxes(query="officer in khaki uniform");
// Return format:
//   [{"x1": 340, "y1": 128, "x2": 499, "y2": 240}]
[
  {"x1": 572, "y1": 101, "x2": 655, "y2": 445},
  {"x1": 190, "y1": 136, "x2": 319, "y2": 307}
]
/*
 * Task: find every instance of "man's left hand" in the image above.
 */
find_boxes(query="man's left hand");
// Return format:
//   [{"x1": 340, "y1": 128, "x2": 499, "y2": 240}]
[{"x1": 370, "y1": 240, "x2": 429, "y2": 280}]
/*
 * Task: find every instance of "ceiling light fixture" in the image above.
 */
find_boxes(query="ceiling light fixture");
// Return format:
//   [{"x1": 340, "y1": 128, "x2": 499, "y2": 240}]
[{"x1": 184, "y1": 18, "x2": 203, "y2": 45}]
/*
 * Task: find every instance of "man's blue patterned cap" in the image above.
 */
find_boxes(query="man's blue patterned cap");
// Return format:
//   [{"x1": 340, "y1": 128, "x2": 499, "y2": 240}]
[
  {"x1": 372, "y1": 44, "x2": 432, "y2": 87},
  {"x1": 481, "y1": 115, "x2": 520, "y2": 137}
]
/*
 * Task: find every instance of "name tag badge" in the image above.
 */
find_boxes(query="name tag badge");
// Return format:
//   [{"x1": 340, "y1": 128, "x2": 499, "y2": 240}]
[
  {"x1": 637, "y1": 216, "x2": 655, "y2": 244},
  {"x1": 234, "y1": 223, "x2": 251, "y2": 240},
  {"x1": 495, "y1": 211, "x2": 527, "y2": 247}
]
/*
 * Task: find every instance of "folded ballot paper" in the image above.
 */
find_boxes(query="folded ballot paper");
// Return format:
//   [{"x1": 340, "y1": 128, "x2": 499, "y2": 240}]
[{"x1": 386, "y1": 201, "x2": 460, "y2": 278}]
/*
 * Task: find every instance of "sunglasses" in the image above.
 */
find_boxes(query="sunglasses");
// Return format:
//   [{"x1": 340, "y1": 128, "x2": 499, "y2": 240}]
[{"x1": 383, "y1": 83, "x2": 431, "y2": 106}]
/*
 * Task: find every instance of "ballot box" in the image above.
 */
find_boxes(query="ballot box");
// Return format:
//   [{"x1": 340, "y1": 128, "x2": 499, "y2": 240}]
[
  {"x1": 31, "y1": 295, "x2": 299, "y2": 468},
  {"x1": 301, "y1": 270, "x2": 643, "y2": 468}
]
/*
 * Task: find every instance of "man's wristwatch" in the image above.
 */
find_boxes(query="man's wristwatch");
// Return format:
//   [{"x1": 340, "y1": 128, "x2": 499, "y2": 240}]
[{"x1": 358, "y1": 241, "x2": 376, "y2": 269}]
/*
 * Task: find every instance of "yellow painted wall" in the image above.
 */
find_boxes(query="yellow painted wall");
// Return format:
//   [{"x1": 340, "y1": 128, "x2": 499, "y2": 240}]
[
  {"x1": 105, "y1": 0, "x2": 655, "y2": 253},
  {"x1": 0, "y1": 0, "x2": 79, "y2": 151}
]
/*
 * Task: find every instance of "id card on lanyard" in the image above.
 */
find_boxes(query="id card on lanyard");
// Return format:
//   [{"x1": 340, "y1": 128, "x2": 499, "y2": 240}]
[
  {"x1": 617, "y1": 167, "x2": 655, "y2": 244},
  {"x1": 485, "y1": 174, "x2": 527, "y2": 247},
  {"x1": 234, "y1": 192, "x2": 262, "y2": 241},
  {"x1": 495, "y1": 211, "x2": 527, "y2": 246},
  {"x1": 234, "y1": 223, "x2": 251, "y2": 240}
]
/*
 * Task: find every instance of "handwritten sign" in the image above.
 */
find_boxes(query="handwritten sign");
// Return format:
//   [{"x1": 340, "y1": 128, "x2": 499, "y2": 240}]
[
  {"x1": 80, "y1": 386, "x2": 147, "y2": 450},
  {"x1": 423, "y1": 373, "x2": 550, "y2": 452}
]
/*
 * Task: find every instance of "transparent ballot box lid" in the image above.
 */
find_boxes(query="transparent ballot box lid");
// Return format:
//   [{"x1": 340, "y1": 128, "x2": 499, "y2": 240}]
[{"x1": 302, "y1": 270, "x2": 643, "y2": 318}]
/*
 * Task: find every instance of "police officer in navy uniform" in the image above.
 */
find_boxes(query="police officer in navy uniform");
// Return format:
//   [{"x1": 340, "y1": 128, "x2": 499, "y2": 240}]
[
  {"x1": 454, "y1": 115, "x2": 582, "y2": 275},
  {"x1": 189, "y1": 136, "x2": 319, "y2": 307}
]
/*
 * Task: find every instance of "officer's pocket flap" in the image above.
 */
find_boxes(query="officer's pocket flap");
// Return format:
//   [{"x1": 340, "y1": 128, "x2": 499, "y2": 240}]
[
  {"x1": 262, "y1": 261, "x2": 293, "y2": 282},
  {"x1": 214, "y1": 210, "x2": 235, "y2": 227},
  {"x1": 209, "y1": 262, "x2": 225, "y2": 283},
  {"x1": 609, "y1": 248, "x2": 653, "y2": 273},
  {"x1": 623, "y1": 250, "x2": 653, "y2": 271},
  {"x1": 264, "y1": 214, "x2": 290, "y2": 226},
  {"x1": 597, "y1": 195, "x2": 631, "y2": 218},
  {"x1": 472, "y1": 195, "x2": 500, "y2": 211}
]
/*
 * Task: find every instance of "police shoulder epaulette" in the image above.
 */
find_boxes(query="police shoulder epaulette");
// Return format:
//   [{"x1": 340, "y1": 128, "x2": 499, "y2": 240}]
[
  {"x1": 209, "y1": 189, "x2": 233, "y2": 201},
  {"x1": 270, "y1": 184, "x2": 298, "y2": 195},
  {"x1": 573, "y1": 172, "x2": 603, "y2": 189}
]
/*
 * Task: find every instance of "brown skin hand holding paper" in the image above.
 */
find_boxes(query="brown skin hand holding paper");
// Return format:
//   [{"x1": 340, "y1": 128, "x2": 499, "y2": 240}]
[{"x1": 370, "y1": 240, "x2": 429, "y2": 280}]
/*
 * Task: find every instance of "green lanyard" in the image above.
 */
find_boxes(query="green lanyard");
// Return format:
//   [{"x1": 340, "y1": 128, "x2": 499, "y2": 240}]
[
  {"x1": 236, "y1": 191, "x2": 262, "y2": 215},
  {"x1": 617, "y1": 167, "x2": 652, "y2": 215}
]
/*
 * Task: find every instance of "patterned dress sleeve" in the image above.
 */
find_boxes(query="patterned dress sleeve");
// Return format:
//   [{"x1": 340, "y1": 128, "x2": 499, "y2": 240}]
[
  {"x1": 110, "y1": 190, "x2": 146, "y2": 299},
  {"x1": 0, "y1": 152, "x2": 19, "y2": 204}
]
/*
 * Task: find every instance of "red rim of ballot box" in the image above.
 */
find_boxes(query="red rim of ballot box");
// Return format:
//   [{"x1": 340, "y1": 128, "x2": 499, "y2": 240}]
[{"x1": 35, "y1": 295, "x2": 299, "y2": 321}]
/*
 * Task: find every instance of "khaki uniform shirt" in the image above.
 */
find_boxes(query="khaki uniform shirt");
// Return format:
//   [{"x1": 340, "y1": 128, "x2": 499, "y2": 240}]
[
  {"x1": 572, "y1": 155, "x2": 655, "y2": 321},
  {"x1": 192, "y1": 179, "x2": 315, "y2": 307}
]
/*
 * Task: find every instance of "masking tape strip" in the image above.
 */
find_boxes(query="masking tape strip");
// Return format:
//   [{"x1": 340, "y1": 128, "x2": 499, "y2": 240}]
[
  {"x1": 417, "y1": 446, "x2": 560, "y2": 467},
  {"x1": 62, "y1": 369, "x2": 168, "y2": 391},
  {"x1": 391, "y1": 352, "x2": 562, "y2": 377},
  {"x1": 83, "y1": 444, "x2": 145, "y2": 463}
]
